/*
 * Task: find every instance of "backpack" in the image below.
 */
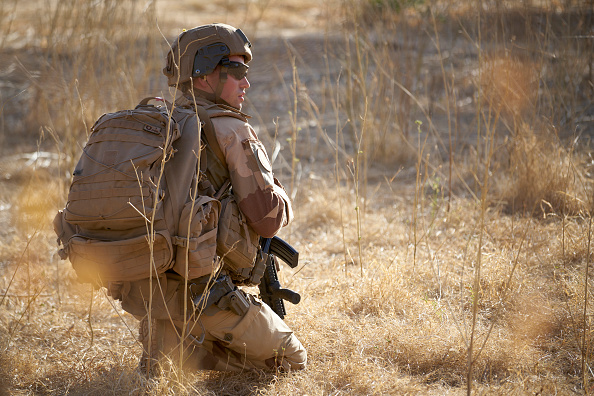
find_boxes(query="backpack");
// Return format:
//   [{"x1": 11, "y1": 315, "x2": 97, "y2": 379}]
[{"x1": 53, "y1": 97, "x2": 225, "y2": 285}]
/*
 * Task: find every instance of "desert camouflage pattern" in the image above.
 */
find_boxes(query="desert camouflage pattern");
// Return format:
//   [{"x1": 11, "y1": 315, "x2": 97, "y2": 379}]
[
  {"x1": 177, "y1": 95, "x2": 293, "y2": 238},
  {"x1": 118, "y1": 95, "x2": 304, "y2": 373},
  {"x1": 137, "y1": 277, "x2": 307, "y2": 372}
]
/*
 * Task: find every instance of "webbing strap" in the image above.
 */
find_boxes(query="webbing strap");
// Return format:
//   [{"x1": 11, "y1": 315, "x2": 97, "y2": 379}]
[
  {"x1": 72, "y1": 171, "x2": 143, "y2": 184},
  {"x1": 172, "y1": 228, "x2": 217, "y2": 250},
  {"x1": 195, "y1": 106, "x2": 227, "y2": 169},
  {"x1": 94, "y1": 118, "x2": 165, "y2": 136},
  {"x1": 68, "y1": 186, "x2": 150, "y2": 201},
  {"x1": 87, "y1": 132, "x2": 163, "y2": 148}
]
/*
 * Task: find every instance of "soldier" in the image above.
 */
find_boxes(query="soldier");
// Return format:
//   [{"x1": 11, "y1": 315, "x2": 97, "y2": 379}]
[{"x1": 115, "y1": 23, "x2": 307, "y2": 373}]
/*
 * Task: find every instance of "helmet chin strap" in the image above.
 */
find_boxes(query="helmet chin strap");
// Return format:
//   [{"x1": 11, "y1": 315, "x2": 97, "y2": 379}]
[
  {"x1": 196, "y1": 71, "x2": 234, "y2": 108},
  {"x1": 214, "y1": 66, "x2": 228, "y2": 105},
  {"x1": 200, "y1": 66, "x2": 237, "y2": 108},
  {"x1": 196, "y1": 77, "x2": 233, "y2": 107},
  {"x1": 201, "y1": 66, "x2": 228, "y2": 105}
]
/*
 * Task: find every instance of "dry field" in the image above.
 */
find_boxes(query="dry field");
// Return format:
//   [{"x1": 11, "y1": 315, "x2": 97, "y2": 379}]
[{"x1": 1, "y1": 0, "x2": 593, "y2": 394}]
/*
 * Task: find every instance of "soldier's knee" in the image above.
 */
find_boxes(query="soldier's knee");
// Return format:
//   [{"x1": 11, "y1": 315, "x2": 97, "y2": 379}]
[
  {"x1": 266, "y1": 337, "x2": 307, "y2": 371},
  {"x1": 288, "y1": 342, "x2": 307, "y2": 370},
  {"x1": 265, "y1": 349, "x2": 307, "y2": 371}
]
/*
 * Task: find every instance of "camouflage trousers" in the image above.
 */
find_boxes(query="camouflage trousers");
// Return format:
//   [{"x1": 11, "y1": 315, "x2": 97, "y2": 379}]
[{"x1": 136, "y1": 291, "x2": 307, "y2": 373}]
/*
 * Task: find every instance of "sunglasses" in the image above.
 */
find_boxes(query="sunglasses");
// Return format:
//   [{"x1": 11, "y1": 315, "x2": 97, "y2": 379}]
[{"x1": 221, "y1": 60, "x2": 249, "y2": 80}]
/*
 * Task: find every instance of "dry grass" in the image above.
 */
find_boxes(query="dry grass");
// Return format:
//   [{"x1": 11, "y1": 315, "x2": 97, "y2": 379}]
[{"x1": 1, "y1": 0, "x2": 594, "y2": 394}]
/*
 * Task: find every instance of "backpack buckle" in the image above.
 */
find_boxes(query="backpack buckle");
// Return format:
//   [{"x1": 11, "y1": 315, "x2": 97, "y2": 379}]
[{"x1": 172, "y1": 236, "x2": 198, "y2": 250}]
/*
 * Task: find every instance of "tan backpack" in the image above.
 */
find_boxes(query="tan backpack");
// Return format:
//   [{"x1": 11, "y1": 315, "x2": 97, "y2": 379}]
[{"x1": 53, "y1": 98, "x2": 225, "y2": 285}]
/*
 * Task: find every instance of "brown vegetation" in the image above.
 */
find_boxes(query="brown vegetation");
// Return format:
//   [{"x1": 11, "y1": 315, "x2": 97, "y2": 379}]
[{"x1": 1, "y1": 0, "x2": 593, "y2": 394}]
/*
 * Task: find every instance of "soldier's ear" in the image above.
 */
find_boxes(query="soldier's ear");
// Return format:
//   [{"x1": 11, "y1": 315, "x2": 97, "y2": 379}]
[{"x1": 193, "y1": 75, "x2": 208, "y2": 90}]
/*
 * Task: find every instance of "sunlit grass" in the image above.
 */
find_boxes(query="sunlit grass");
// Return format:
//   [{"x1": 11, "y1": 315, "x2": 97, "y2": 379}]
[{"x1": 1, "y1": 0, "x2": 593, "y2": 394}]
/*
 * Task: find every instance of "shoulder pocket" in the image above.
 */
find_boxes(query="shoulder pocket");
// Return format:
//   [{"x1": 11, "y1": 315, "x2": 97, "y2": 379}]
[{"x1": 242, "y1": 139, "x2": 275, "y2": 190}]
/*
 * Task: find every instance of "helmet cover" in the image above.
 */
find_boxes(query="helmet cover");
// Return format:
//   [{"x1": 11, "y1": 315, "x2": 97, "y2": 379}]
[{"x1": 163, "y1": 23, "x2": 252, "y2": 87}]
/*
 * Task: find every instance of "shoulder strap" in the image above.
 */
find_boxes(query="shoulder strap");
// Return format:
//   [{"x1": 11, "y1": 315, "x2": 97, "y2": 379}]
[
  {"x1": 195, "y1": 106, "x2": 227, "y2": 170},
  {"x1": 160, "y1": 108, "x2": 200, "y2": 235}
]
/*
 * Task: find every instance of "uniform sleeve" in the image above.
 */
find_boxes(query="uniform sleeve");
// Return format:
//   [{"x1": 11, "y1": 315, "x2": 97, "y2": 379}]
[{"x1": 212, "y1": 117, "x2": 293, "y2": 238}]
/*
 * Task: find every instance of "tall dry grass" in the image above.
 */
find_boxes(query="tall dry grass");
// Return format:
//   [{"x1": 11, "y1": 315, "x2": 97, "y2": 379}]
[
  {"x1": 1, "y1": 0, "x2": 164, "y2": 172},
  {"x1": 1, "y1": 0, "x2": 593, "y2": 394}
]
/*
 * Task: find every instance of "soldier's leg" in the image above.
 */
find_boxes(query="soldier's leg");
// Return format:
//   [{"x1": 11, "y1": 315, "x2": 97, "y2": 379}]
[
  {"x1": 196, "y1": 293, "x2": 307, "y2": 371},
  {"x1": 137, "y1": 293, "x2": 306, "y2": 373},
  {"x1": 138, "y1": 315, "x2": 269, "y2": 373},
  {"x1": 138, "y1": 316, "x2": 226, "y2": 373}
]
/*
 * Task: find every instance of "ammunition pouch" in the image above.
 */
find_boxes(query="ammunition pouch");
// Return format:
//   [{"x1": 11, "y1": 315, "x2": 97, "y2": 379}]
[
  {"x1": 217, "y1": 194, "x2": 259, "y2": 278},
  {"x1": 229, "y1": 248, "x2": 268, "y2": 286}
]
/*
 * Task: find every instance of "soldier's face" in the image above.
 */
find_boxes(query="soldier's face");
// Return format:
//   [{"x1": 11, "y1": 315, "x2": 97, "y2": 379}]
[{"x1": 219, "y1": 55, "x2": 250, "y2": 109}]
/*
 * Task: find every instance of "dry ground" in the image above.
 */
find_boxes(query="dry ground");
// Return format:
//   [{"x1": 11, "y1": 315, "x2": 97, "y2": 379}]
[{"x1": 1, "y1": 0, "x2": 593, "y2": 395}]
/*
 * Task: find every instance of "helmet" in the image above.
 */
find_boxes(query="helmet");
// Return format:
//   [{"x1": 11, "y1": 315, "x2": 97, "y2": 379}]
[{"x1": 163, "y1": 23, "x2": 252, "y2": 87}]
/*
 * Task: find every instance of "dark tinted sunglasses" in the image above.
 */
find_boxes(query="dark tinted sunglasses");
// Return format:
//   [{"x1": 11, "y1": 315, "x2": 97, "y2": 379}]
[{"x1": 222, "y1": 60, "x2": 249, "y2": 80}]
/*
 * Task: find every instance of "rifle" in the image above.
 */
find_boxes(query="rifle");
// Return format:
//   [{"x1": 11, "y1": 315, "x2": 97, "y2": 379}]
[{"x1": 258, "y1": 236, "x2": 301, "y2": 319}]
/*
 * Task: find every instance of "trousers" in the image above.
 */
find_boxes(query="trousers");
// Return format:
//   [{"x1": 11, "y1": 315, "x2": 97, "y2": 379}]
[{"x1": 115, "y1": 273, "x2": 307, "y2": 373}]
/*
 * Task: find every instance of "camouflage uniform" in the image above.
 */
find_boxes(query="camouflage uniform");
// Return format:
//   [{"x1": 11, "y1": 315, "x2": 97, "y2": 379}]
[
  {"x1": 117, "y1": 93, "x2": 306, "y2": 374},
  {"x1": 111, "y1": 22, "x2": 307, "y2": 373},
  {"x1": 53, "y1": 22, "x2": 306, "y2": 373},
  {"x1": 188, "y1": 95, "x2": 294, "y2": 237}
]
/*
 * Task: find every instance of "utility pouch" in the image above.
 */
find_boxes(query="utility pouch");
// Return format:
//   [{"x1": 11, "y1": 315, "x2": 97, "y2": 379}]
[
  {"x1": 52, "y1": 210, "x2": 76, "y2": 260},
  {"x1": 248, "y1": 249, "x2": 268, "y2": 285},
  {"x1": 227, "y1": 250, "x2": 267, "y2": 286},
  {"x1": 217, "y1": 194, "x2": 259, "y2": 275},
  {"x1": 68, "y1": 231, "x2": 174, "y2": 284},
  {"x1": 172, "y1": 195, "x2": 221, "y2": 279},
  {"x1": 217, "y1": 289, "x2": 250, "y2": 316}
]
